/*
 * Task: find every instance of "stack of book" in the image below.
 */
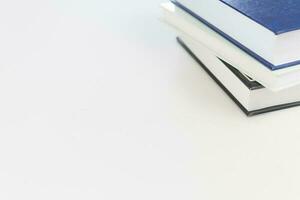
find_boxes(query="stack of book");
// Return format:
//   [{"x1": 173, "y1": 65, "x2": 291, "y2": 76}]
[{"x1": 161, "y1": 0, "x2": 300, "y2": 116}]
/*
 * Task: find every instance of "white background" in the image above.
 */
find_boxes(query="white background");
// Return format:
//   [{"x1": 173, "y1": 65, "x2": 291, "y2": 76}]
[{"x1": 0, "y1": 0, "x2": 300, "y2": 199}]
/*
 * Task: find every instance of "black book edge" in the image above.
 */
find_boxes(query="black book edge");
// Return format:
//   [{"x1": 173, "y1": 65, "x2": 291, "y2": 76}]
[
  {"x1": 176, "y1": 37, "x2": 300, "y2": 116},
  {"x1": 219, "y1": 60, "x2": 264, "y2": 90}
]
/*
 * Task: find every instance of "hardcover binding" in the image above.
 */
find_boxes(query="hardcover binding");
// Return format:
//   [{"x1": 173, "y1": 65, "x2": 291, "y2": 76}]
[
  {"x1": 173, "y1": 0, "x2": 300, "y2": 71},
  {"x1": 177, "y1": 37, "x2": 300, "y2": 116},
  {"x1": 220, "y1": 0, "x2": 300, "y2": 35}
]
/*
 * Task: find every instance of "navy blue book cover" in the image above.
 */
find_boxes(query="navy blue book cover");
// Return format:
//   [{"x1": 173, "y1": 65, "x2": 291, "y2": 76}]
[
  {"x1": 173, "y1": 0, "x2": 300, "y2": 71},
  {"x1": 220, "y1": 0, "x2": 300, "y2": 35}
]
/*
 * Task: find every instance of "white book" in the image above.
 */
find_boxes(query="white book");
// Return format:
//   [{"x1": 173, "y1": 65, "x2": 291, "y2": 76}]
[
  {"x1": 177, "y1": 35, "x2": 300, "y2": 116},
  {"x1": 161, "y1": 2, "x2": 300, "y2": 91}
]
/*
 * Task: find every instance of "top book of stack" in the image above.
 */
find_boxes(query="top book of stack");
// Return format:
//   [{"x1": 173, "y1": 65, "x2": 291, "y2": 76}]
[{"x1": 173, "y1": 0, "x2": 300, "y2": 71}]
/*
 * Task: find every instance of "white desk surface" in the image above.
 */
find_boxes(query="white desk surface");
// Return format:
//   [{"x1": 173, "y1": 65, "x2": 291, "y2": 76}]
[{"x1": 0, "y1": 0, "x2": 299, "y2": 199}]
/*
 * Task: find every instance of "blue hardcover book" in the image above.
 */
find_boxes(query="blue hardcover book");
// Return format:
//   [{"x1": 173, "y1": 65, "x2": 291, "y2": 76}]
[{"x1": 173, "y1": 0, "x2": 300, "y2": 71}]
